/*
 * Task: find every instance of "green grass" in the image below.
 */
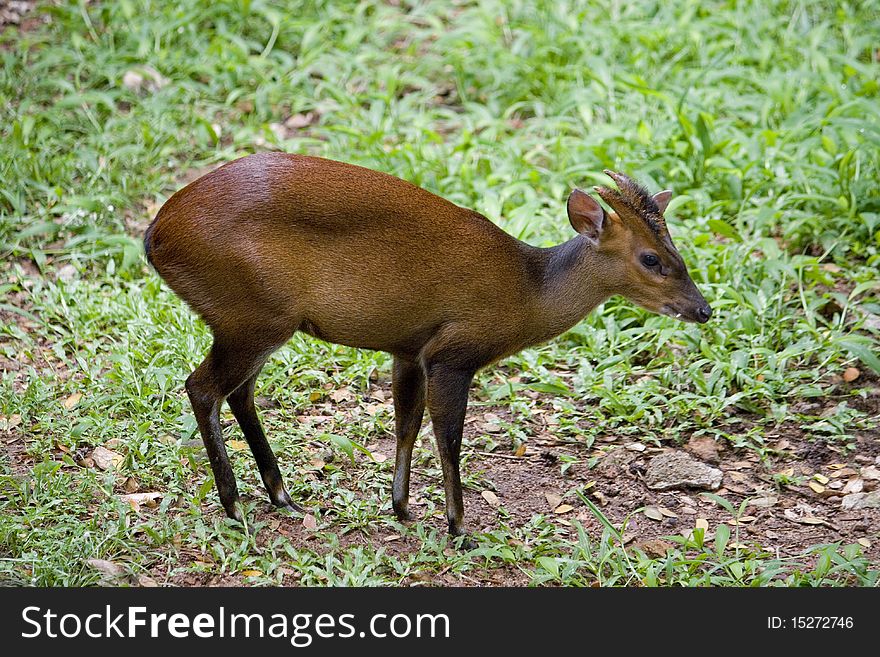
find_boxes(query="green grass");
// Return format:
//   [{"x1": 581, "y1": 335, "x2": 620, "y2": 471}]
[{"x1": 1, "y1": 0, "x2": 879, "y2": 586}]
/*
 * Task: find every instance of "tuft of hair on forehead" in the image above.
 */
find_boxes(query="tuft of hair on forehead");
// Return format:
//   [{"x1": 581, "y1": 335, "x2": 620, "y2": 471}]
[{"x1": 594, "y1": 169, "x2": 666, "y2": 235}]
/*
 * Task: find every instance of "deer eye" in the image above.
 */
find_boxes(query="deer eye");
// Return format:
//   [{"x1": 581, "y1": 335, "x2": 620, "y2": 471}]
[{"x1": 641, "y1": 253, "x2": 660, "y2": 269}]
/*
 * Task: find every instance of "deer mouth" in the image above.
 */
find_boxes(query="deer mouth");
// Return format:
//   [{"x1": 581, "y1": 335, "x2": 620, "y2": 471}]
[{"x1": 660, "y1": 304, "x2": 697, "y2": 323}]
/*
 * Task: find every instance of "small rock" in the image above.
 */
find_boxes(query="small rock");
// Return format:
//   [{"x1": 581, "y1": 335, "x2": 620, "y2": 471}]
[
  {"x1": 685, "y1": 436, "x2": 720, "y2": 464},
  {"x1": 644, "y1": 450, "x2": 723, "y2": 491},
  {"x1": 481, "y1": 490, "x2": 500, "y2": 507},
  {"x1": 596, "y1": 448, "x2": 637, "y2": 474},
  {"x1": 861, "y1": 465, "x2": 880, "y2": 481},
  {"x1": 841, "y1": 491, "x2": 880, "y2": 510}
]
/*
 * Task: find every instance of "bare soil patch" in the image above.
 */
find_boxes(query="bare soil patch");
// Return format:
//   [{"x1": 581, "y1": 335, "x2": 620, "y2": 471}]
[{"x1": 151, "y1": 382, "x2": 880, "y2": 587}]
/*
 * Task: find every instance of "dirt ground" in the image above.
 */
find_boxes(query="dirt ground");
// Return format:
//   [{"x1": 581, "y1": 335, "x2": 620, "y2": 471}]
[
  {"x1": 3, "y1": 273, "x2": 878, "y2": 586},
  {"x1": 0, "y1": 1, "x2": 36, "y2": 30},
  {"x1": 161, "y1": 376, "x2": 880, "y2": 587}
]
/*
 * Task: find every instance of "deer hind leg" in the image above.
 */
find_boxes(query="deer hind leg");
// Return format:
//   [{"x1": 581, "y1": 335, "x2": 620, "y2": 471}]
[{"x1": 186, "y1": 331, "x2": 290, "y2": 521}]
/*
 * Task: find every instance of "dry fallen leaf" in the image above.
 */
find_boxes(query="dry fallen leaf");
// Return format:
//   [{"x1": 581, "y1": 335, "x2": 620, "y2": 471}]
[
  {"x1": 383, "y1": 535, "x2": 401, "y2": 542},
  {"x1": 137, "y1": 574, "x2": 159, "y2": 587},
  {"x1": 87, "y1": 559, "x2": 125, "y2": 579},
  {"x1": 842, "y1": 367, "x2": 860, "y2": 383},
  {"x1": 625, "y1": 442, "x2": 646, "y2": 452},
  {"x1": 122, "y1": 66, "x2": 168, "y2": 93},
  {"x1": 120, "y1": 492, "x2": 162, "y2": 512},
  {"x1": 365, "y1": 403, "x2": 387, "y2": 416},
  {"x1": 330, "y1": 388, "x2": 353, "y2": 403},
  {"x1": 284, "y1": 112, "x2": 316, "y2": 129},
  {"x1": 554, "y1": 504, "x2": 574, "y2": 514},
  {"x1": 302, "y1": 514, "x2": 317, "y2": 530},
  {"x1": 784, "y1": 508, "x2": 830, "y2": 525},
  {"x1": 695, "y1": 518, "x2": 710, "y2": 531},
  {"x1": 636, "y1": 539, "x2": 674, "y2": 558},
  {"x1": 240, "y1": 569, "x2": 263, "y2": 577},
  {"x1": 481, "y1": 490, "x2": 500, "y2": 507},
  {"x1": 544, "y1": 492, "x2": 563, "y2": 509},
  {"x1": 644, "y1": 506, "x2": 664, "y2": 521},
  {"x1": 857, "y1": 538, "x2": 872, "y2": 548},
  {"x1": 123, "y1": 477, "x2": 140, "y2": 493},
  {"x1": 0, "y1": 414, "x2": 22, "y2": 432},
  {"x1": 748, "y1": 496, "x2": 779, "y2": 508},
  {"x1": 513, "y1": 443, "x2": 527, "y2": 457},
  {"x1": 63, "y1": 392, "x2": 83, "y2": 409},
  {"x1": 371, "y1": 452, "x2": 388, "y2": 463},
  {"x1": 808, "y1": 482, "x2": 826, "y2": 494},
  {"x1": 813, "y1": 474, "x2": 830, "y2": 485},
  {"x1": 727, "y1": 471, "x2": 751, "y2": 484},
  {"x1": 861, "y1": 465, "x2": 880, "y2": 481},
  {"x1": 227, "y1": 439, "x2": 248, "y2": 451},
  {"x1": 92, "y1": 446, "x2": 123, "y2": 470},
  {"x1": 842, "y1": 478, "x2": 864, "y2": 495}
]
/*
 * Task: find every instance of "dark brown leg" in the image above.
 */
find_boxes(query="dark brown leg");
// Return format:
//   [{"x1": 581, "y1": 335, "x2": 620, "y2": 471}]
[
  {"x1": 185, "y1": 336, "x2": 283, "y2": 522},
  {"x1": 424, "y1": 362, "x2": 475, "y2": 541},
  {"x1": 391, "y1": 356, "x2": 426, "y2": 521},
  {"x1": 227, "y1": 370, "x2": 302, "y2": 512}
]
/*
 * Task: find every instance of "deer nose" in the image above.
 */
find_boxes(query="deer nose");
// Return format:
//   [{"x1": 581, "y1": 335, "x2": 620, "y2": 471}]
[{"x1": 696, "y1": 305, "x2": 713, "y2": 323}]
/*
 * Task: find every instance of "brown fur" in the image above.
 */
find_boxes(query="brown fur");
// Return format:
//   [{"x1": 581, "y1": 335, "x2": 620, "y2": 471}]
[{"x1": 145, "y1": 153, "x2": 711, "y2": 538}]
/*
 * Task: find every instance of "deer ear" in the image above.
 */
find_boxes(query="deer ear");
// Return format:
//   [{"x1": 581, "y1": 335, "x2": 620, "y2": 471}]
[
  {"x1": 653, "y1": 189, "x2": 673, "y2": 214},
  {"x1": 567, "y1": 189, "x2": 606, "y2": 243}
]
